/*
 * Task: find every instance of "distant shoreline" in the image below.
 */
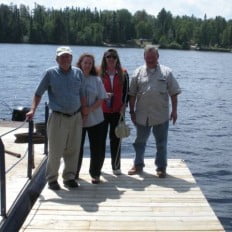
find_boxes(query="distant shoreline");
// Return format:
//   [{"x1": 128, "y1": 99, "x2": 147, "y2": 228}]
[
  {"x1": 103, "y1": 41, "x2": 232, "y2": 53},
  {"x1": 1, "y1": 42, "x2": 231, "y2": 53}
]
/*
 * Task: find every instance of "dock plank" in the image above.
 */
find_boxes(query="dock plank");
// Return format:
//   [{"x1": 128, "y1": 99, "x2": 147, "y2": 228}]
[{"x1": 20, "y1": 158, "x2": 224, "y2": 231}]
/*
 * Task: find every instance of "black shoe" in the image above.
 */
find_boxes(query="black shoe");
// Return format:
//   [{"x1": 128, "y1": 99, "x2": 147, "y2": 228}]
[
  {"x1": 156, "y1": 168, "x2": 166, "y2": 178},
  {"x1": 63, "y1": 179, "x2": 79, "y2": 188},
  {"x1": 48, "y1": 181, "x2": 61, "y2": 190},
  {"x1": 128, "y1": 166, "x2": 143, "y2": 175},
  {"x1": 91, "y1": 177, "x2": 100, "y2": 184}
]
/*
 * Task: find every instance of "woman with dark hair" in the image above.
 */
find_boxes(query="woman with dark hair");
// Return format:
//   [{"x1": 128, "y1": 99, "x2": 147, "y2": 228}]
[
  {"x1": 76, "y1": 53, "x2": 107, "y2": 184},
  {"x1": 99, "y1": 48, "x2": 129, "y2": 175}
]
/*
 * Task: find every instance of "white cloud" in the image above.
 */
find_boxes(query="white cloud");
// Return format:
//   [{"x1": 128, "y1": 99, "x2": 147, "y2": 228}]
[{"x1": 1, "y1": 0, "x2": 231, "y2": 19}]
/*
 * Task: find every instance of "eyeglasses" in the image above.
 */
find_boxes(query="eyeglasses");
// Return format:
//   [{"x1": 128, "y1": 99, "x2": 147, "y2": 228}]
[{"x1": 105, "y1": 55, "x2": 117, "y2": 59}]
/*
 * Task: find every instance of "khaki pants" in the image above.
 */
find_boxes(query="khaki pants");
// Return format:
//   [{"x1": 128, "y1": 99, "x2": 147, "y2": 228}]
[{"x1": 46, "y1": 112, "x2": 82, "y2": 183}]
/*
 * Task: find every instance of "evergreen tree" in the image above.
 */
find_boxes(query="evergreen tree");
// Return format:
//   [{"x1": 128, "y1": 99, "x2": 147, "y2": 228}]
[{"x1": 0, "y1": 3, "x2": 231, "y2": 50}]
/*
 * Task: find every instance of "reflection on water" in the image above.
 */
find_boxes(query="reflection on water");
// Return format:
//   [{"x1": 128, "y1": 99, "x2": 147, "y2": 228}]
[{"x1": 1, "y1": 44, "x2": 232, "y2": 231}]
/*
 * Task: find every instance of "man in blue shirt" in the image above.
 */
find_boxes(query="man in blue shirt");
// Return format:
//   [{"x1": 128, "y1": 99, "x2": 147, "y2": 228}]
[{"x1": 27, "y1": 46, "x2": 86, "y2": 190}]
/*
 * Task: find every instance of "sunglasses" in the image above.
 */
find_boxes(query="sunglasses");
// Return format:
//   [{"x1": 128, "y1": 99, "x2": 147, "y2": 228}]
[{"x1": 105, "y1": 55, "x2": 117, "y2": 59}]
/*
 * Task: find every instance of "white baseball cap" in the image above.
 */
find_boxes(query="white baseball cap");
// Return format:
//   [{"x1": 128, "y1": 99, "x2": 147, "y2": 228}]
[{"x1": 56, "y1": 46, "x2": 72, "y2": 56}]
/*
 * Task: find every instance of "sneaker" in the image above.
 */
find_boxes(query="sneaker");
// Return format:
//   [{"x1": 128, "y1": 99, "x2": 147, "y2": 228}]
[
  {"x1": 156, "y1": 168, "x2": 166, "y2": 178},
  {"x1": 128, "y1": 166, "x2": 142, "y2": 175},
  {"x1": 91, "y1": 177, "x2": 100, "y2": 184},
  {"x1": 63, "y1": 179, "x2": 79, "y2": 188},
  {"x1": 48, "y1": 181, "x2": 61, "y2": 190},
  {"x1": 113, "y1": 169, "x2": 122, "y2": 175}
]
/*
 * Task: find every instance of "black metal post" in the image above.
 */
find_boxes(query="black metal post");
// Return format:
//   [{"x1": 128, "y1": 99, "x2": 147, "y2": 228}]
[
  {"x1": 27, "y1": 120, "x2": 34, "y2": 179},
  {"x1": 0, "y1": 138, "x2": 6, "y2": 217},
  {"x1": 44, "y1": 102, "x2": 49, "y2": 155}
]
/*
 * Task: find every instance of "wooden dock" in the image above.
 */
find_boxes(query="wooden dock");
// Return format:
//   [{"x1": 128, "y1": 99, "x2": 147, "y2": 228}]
[
  {"x1": 20, "y1": 158, "x2": 225, "y2": 231},
  {"x1": 0, "y1": 121, "x2": 45, "y2": 214}
]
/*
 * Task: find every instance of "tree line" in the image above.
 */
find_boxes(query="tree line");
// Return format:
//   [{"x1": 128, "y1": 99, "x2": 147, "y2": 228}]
[{"x1": 0, "y1": 3, "x2": 232, "y2": 50}]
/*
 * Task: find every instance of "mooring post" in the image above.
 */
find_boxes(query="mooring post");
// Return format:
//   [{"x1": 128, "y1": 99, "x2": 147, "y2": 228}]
[
  {"x1": 0, "y1": 138, "x2": 6, "y2": 218},
  {"x1": 44, "y1": 102, "x2": 49, "y2": 156},
  {"x1": 27, "y1": 120, "x2": 34, "y2": 179}
]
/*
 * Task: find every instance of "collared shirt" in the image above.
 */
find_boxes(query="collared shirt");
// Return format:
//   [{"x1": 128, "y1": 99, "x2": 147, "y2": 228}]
[
  {"x1": 35, "y1": 66, "x2": 85, "y2": 114},
  {"x1": 129, "y1": 64, "x2": 181, "y2": 126},
  {"x1": 83, "y1": 75, "x2": 107, "y2": 127}
]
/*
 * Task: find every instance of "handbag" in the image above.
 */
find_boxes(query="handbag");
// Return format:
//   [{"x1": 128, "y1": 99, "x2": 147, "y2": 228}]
[
  {"x1": 115, "y1": 75, "x2": 130, "y2": 139},
  {"x1": 115, "y1": 113, "x2": 130, "y2": 139}
]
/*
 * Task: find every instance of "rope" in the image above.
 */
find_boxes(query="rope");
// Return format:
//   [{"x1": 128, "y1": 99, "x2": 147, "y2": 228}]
[
  {"x1": 6, "y1": 148, "x2": 28, "y2": 174},
  {"x1": 1, "y1": 119, "x2": 29, "y2": 173},
  {"x1": 0, "y1": 100, "x2": 13, "y2": 112},
  {"x1": 0, "y1": 120, "x2": 27, "y2": 138},
  {"x1": 114, "y1": 133, "x2": 122, "y2": 170}
]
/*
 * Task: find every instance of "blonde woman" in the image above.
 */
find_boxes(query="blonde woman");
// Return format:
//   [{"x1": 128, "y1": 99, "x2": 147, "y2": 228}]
[{"x1": 76, "y1": 53, "x2": 107, "y2": 184}]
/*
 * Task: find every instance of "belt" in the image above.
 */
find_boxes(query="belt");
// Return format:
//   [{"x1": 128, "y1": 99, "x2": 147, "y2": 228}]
[{"x1": 53, "y1": 108, "x2": 81, "y2": 117}]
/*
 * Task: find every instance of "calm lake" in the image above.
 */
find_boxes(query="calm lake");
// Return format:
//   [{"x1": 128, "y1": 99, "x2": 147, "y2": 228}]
[{"x1": 0, "y1": 44, "x2": 232, "y2": 231}]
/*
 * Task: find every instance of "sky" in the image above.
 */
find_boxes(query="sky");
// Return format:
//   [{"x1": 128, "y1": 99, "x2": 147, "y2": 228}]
[{"x1": 1, "y1": 0, "x2": 232, "y2": 20}]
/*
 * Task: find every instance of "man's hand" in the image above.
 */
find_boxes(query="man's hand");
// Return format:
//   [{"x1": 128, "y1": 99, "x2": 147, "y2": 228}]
[
  {"x1": 26, "y1": 95, "x2": 41, "y2": 121},
  {"x1": 170, "y1": 110, "x2": 177, "y2": 125},
  {"x1": 130, "y1": 112, "x2": 136, "y2": 125},
  {"x1": 26, "y1": 109, "x2": 35, "y2": 121}
]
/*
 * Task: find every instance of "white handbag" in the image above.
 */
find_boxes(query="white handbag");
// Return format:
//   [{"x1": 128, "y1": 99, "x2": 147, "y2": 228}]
[{"x1": 115, "y1": 113, "x2": 130, "y2": 139}]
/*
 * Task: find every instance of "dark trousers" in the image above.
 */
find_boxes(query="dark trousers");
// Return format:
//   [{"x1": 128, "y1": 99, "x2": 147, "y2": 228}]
[
  {"x1": 102, "y1": 112, "x2": 121, "y2": 170},
  {"x1": 77, "y1": 121, "x2": 105, "y2": 178}
]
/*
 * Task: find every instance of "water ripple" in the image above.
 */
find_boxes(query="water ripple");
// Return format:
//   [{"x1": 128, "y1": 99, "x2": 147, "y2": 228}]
[
  {"x1": 193, "y1": 170, "x2": 232, "y2": 177},
  {"x1": 1, "y1": 44, "x2": 232, "y2": 230}
]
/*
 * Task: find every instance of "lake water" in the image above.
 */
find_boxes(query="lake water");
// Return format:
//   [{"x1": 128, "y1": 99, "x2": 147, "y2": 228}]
[{"x1": 0, "y1": 44, "x2": 232, "y2": 231}]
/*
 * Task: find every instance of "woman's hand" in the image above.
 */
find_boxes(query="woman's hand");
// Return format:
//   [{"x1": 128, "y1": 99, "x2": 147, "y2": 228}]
[
  {"x1": 107, "y1": 92, "x2": 114, "y2": 98},
  {"x1": 120, "y1": 104, "x2": 126, "y2": 115}
]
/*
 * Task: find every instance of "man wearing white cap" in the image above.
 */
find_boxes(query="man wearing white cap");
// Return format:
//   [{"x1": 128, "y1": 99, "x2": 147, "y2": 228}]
[{"x1": 27, "y1": 46, "x2": 87, "y2": 190}]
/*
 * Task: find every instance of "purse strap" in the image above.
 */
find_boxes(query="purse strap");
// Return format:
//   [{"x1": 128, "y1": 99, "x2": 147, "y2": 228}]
[
  {"x1": 119, "y1": 74, "x2": 128, "y2": 122},
  {"x1": 118, "y1": 112, "x2": 124, "y2": 122},
  {"x1": 114, "y1": 74, "x2": 129, "y2": 169}
]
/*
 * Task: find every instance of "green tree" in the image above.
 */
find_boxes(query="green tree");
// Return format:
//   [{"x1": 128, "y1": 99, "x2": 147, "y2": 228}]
[
  {"x1": 116, "y1": 9, "x2": 134, "y2": 42},
  {"x1": 19, "y1": 4, "x2": 30, "y2": 42},
  {"x1": 29, "y1": 4, "x2": 47, "y2": 43},
  {"x1": 135, "y1": 21, "x2": 153, "y2": 39},
  {"x1": 222, "y1": 23, "x2": 232, "y2": 47},
  {"x1": 174, "y1": 17, "x2": 194, "y2": 48},
  {"x1": 133, "y1": 10, "x2": 154, "y2": 39},
  {"x1": 156, "y1": 8, "x2": 173, "y2": 42}
]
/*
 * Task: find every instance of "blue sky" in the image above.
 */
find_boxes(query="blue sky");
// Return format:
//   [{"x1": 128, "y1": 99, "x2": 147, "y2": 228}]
[{"x1": 1, "y1": 0, "x2": 232, "y2": 20}]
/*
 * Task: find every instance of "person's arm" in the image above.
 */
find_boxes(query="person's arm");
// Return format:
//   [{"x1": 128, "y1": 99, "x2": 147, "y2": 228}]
[
  {"x1": 87, "y1": 99, "x2": 103, "y2": 113},
  {"x1": 26, "y1": 95, "x2": 42, "y2": 120},
  {"x1": 81, "y1": 96, "x2": 88, "y2": 118},
  {"x1": 129, "y1": 95, "x2": 136, "y2": 124},
  {"x1": 26, "y1": 69, "x2": 50, "y2": 120},
  {"x1": 122, "y1": 71, "x2": 129, "y2": 104},
  {"x1": 120, "y1": 71, "x2": 129, "y2": 114},
  {"x1": 170, "y1": 94, "x2": 178, "y2": 125}
]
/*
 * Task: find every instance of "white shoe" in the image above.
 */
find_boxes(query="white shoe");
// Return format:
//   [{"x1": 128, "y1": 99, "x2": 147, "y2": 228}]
[{"x1": 113, "y1": 169, "x2": 122, "y2": 175}]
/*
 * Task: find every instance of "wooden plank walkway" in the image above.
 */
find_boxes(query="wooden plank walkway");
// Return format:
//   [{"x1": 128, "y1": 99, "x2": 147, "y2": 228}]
[
  {"x1": 0, "y1": 121, "x2": 45, "y2": 215},
  {"x1": 20, "y1": 158, "x2": 225, "y2": 231}
]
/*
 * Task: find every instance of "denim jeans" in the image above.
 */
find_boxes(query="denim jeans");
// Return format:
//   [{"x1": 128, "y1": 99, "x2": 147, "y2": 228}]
[{"x1": 133, "y1": 120, "x2": 169, "y2": 170}]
